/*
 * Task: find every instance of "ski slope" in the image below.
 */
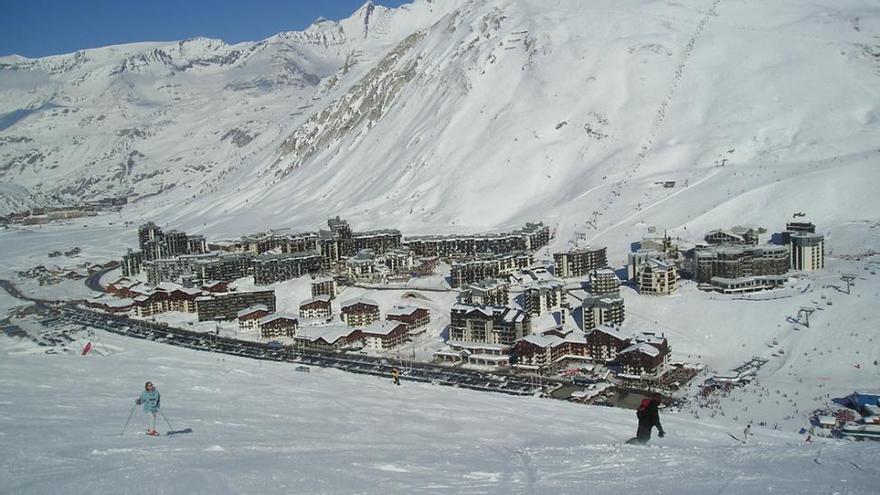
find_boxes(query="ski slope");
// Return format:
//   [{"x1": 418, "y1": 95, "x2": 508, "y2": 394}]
[
  {"x1": 1, "y1": 0, "x2": 879, "y2": 491},
  {"x1": 1, "y1": 329, "x2": 878, "y2": 495},
  {"x1": 1, "y1": 0, "x2": 878, "y2": 252}
]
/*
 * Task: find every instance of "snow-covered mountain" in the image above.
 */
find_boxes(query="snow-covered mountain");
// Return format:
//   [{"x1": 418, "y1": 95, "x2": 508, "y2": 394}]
[
  {"x1": 2, "y1": 0, "x2": 879, "y2": 255},
  {"x1": 0, "y1": 1, "x2": 438, "y2": 206}
]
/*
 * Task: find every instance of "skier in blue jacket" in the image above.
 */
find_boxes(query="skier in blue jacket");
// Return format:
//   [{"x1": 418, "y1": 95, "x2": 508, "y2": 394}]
[{"x1": 135, "y1": 381, "x2": 161, "y2": 436}]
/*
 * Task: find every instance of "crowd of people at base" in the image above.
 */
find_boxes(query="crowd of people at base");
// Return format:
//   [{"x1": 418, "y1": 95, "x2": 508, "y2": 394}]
[{"x1": 684, "y1": 372, "x2": 841, "y2": 442}]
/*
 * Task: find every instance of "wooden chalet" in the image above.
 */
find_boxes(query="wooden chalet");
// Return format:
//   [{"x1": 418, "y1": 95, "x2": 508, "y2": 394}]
[
  {"x1": 586, "y1": 324, "x2": 631, "y2": 362},
  {"x1": 340, "y1": 297, "x2": 380, "y2": 327},
  {"x1": 258, "y1": 313, "x2": 299, "y2": 339},
  {"x1": 355, "y1": 320, "x2": 409, "y2": 350},
  {"x1": 385, "y1": 305, "x2": 430, "y2": 334},
  {"x1": 237, "y1": 304, "x2": 271, "y2": 332},
  {"x1": 299, "y1": 295, "x2": 332, "y2": 320}
]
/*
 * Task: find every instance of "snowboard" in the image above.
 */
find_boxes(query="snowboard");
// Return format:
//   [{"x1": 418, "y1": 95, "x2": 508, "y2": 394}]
[{"x1": 166, "y1": 428, "x2": 193, "y2": 437}]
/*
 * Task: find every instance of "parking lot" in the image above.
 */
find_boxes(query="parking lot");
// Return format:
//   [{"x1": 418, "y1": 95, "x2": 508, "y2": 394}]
[{"x1": 55, "y1": 306, "x2": 545, "y2": 396}]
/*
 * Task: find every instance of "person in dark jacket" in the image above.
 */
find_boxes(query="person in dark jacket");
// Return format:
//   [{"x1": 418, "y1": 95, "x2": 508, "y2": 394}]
[
  {"x1": 135, "y1": 381, "x2": 161, "y2": 436},
  {"x1": 635, "y1": 393, "x2": 665, "y2": 444}
]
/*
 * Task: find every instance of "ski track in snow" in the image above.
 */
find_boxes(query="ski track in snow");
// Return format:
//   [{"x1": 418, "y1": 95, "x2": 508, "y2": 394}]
[
  {"x1": 586, "y1": 0, "x2": 723, "y2": 236},
  {"x1": 587, "y1": 166, "x2": 723, "y2": 244}
]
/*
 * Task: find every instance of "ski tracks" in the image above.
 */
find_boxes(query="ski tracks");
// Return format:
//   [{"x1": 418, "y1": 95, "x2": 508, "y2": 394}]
[
  {"x1": 489, "y1": 446, "x2": 539, "y2": 493},
  {"x1": 588, "y1": 166, "x2": 722, "y2": 243},
  {"x1": 585, "y1": 0, "x2": 722, "y2": 238}
]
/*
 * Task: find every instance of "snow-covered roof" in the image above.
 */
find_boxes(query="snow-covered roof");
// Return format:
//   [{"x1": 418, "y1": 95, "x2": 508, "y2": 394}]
[
  {"x1": 582, "y1": 294, "x2": 623, "y2": 308},
  {"x1": 359, "y1": 320, "x2": 405, "y2": 336},
  {"x1": 112, "y1": 279, "x2": 142, "y2": 289},
  {"x1": 297, "y1": 325, "x2": 357, "y2": 343},
  {"x1": 451, "y1": 303, "x2": 495, "y2": 316},
  {"x1": 446, "y1": 341, "x2": 509, "y2": 352},
  {"x1": 591, "y1": 324, "x2": 625, "y2": 339},
  {"x1": 524, "y1": 278, "x2": 564, "y2": 291},
  {"x1": 521, "y1": 267, "x2": 556, "y2": 283},
  {"x1": 557, "y1": 245, "x2": 604, "y2": 255},
  {"x1": 620, "y1": 342, "x2": 661, "y2": 357},
  {"x1": 501, "y1": 307, "x2": 526, "y2": 323},
  {"x1": 518, "y1": 333, "x2": 563, "y2": 348},
  {"x1": 300, "y1": 295, "x2": 332, "y2": 306},
  {"x1": 468, "y1": 279, "x2": 507, "y2": 291},
  {"x1": 172, "y1": 287, "x2": 203, "y2": 296},
  {"x1": 89, "y1": 297, "x2": 134, "y2": 307},
  {"x1": 566, "y1": 289, "x2": 591, "y2": 302},
  {"x1": 155, "y1": 281, "x2": 184, "y2": 292},
  {"x1": 341, "y1": 296, "x2": 379, "y2": 309},
  {"x1": 385, "y1": 305, "x2": 424, "y2": 317},
  {"x1": 635, "y1": 332, "x2": 666, "y2": 346},
  {"x1": 563, "y1": 332, "x2": 588, "y2": 345},
  {"x1": 258, "y1": 313, "x2": 298, "y2": 325},
  {"x1": 646, "y1": 258, "x2": 671, "y2": 270},
  {"x1": 434, "y1": 349, "x2": 465, "y2": 358},
  {"x1": 237, "y1": 304, "x2": 269, "y2": 318},
  {"x1": 817, "y1": 416, "x2": 837, "y2": 425},
  {"x1": 105, "y1": 298, "x2": 134, "y2": 307},
  {"x1": 531, "y1": 312, "x2": 563, "y2": 333}
]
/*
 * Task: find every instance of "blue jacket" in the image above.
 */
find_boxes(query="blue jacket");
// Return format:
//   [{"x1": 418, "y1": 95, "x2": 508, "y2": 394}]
[{"x1": 138, "y1": 389, "x2": 160, "y2": 413}]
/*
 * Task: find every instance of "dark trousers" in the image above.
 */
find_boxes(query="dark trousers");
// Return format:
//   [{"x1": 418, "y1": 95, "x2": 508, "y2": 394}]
[{"x1": 636, "y1": 424, "x2": 652, "y2": 444}]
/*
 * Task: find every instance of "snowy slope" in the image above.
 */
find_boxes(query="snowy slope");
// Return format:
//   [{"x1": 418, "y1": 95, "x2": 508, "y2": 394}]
[
  {"x1": 1, "y1": 329, "x2": 878, "y2": 495},
  {"x1": 1, "y1": 2, "x2": 880, "y2": 491},
  {"x1": 1, "y1": 0, "x2": 877, "y2": 252},
  {"x1": 127, "y1": 0, "x2": 880, "y2": 253},
  {"x1": 0, "y1": 1, "x2": 451, "y2": 211}
]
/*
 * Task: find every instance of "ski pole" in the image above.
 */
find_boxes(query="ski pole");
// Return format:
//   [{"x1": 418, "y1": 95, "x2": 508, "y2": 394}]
[
  {"x1": 159, "y1": 410, "x2": 175, "y2": 431},
  {"x1": 121, "y1": 403, "x2": 137, "y2": 436},
  {"x1": 95, "y1": 332, "x2": 110, "y2": 356}
]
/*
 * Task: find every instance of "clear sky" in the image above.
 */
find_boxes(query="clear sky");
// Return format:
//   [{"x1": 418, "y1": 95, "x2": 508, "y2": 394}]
[{"x1": 0, "y1": 0, "x2": 411, "y2": 58}]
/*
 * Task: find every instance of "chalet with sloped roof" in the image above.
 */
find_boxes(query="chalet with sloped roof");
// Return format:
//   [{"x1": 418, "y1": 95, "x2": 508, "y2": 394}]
[
  {"x1": 258, "y1": 313, "x2": 299, "y2": 339},
  {"x1": 299, "y1": 295, "x2": 332, "y2": 320},
  {"x1": 340, "y1": 297, "x2": 380, "y2": 327}
]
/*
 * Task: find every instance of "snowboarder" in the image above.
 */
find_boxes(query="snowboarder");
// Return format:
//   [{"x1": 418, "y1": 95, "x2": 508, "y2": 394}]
[
  {"x1": 743, "y1": 424, "x2": 752, "y2": 444},
  {"x1": 635, "y1": 393, "x2": 665, "y2": 444},
  {"x1": 135, "y1": 381, "x2": 161, "y2": 436},
  {"x1": 805, "y1": 424, "x2": 814, "y2": 443},
  {"x1": 391, "y1": 368, "x2": 401, "y2": 386}
]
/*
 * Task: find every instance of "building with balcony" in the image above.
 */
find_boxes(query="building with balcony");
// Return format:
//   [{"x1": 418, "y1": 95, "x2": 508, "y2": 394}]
[
  {"x1": 448, "y1": 304, "x2": 530, "y2": 346},
  {"x1": 340, "y1": 297, "x2": 381, "y2": 327},
  {"x1": 554, "y1": 246, "x2": 607, "y2": 278}
]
